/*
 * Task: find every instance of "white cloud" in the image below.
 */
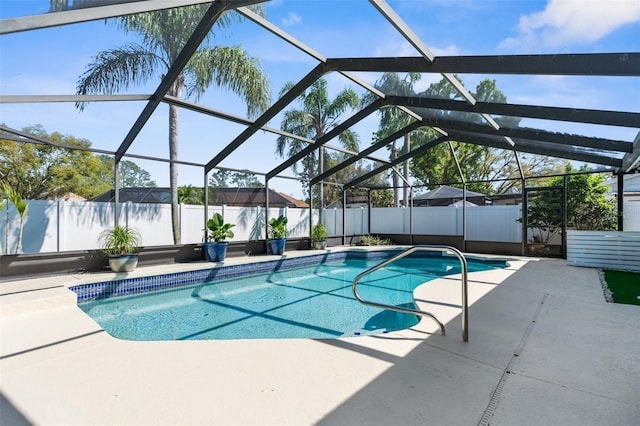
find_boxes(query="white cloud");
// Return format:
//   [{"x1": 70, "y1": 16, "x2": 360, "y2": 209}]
[
  {"x1": 1, "y1": 73, "x2": 76, "y2": 95},
  {"x1": 431, "y1": 44, "x2": 460, "y2": 57},
  {"x1": 500, "y1": 0, "x2": 640, "y2": 51},
  {"x1": 282, "y1": 12, "x2": 302, "y2": 27},
  {"x1": 374, "y1": 33, "x2": 460, "y2": 58}
]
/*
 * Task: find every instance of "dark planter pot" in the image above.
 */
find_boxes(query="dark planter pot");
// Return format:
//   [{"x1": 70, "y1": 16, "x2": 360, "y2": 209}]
[
  {"x1": 204, "y1": 242, "x2": 229, "y2": 262},
  {"x1": 108, "y1": 254, "x2": 138, "y2": 272},
  {"x1": 203, "y1": 242, "x2": 215, "y2": 261},
  {"x1": 268, "y1": 238, "x2": 286, "y2": 255},
  {"x1": 213, "y1": 241, "x2": 229, "y2": 262}
]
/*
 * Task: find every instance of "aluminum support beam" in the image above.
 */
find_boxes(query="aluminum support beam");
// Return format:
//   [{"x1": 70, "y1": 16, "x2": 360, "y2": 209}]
[
  {"x1": 513, "y1": 151, "x2": 526, "y2": 181},
  {"x1": 0, "y1": 0, "x2": 225, "y2": 34},
  {"x1": 449, "y1": 141, "x2": 465, "y2": 184},
  {"x1": 237, "y1": 5, "x2": 422, "y2": 122},
  {"x1": 369, "y1": 0, "x2": 477, "y2": 110},
  {"x1": 621, "y1": 131, "x2": 640, "y2": 172},
  {"x1": 325, "y1": 53, "x2": 640, "y2": 76},
  {"x1": 204, "y1": 170, "x2": 209, "y2": 243},
  {"x1": 408, "y1": 112, "x2": 633, "y2": 153},
  {"x1": 114, "y1": 1, "x2": 233, "y2": 161},
  {"x1": 447, "y1": 131, "x2": 623, "y2": 168},
  {"x1": 345, "y1": 136, "x2": 448, "y2": 189},
  {"x1": 0, "y1": 124, "x2": 277, "y2": 172},
  {"x1": 0, "y1": 94, "x2": 151, "y2": 103},
  {"x1": 369, "y1": 0, "x2": 435, "y2": 61},
  {"x1": 266, "y1": 98, "x2": 386, "y2": 180},
  {"x1": 205, "y1": 62, "x2": 330, "y2": 173},
  {"x1": 114, "y1": 161, "x2": 120, "y2": 227},
  {"x1": 310, "y1": 120, "x2": 424, "y2": 185},
  {"x1": 342, "y1": 189, "x2": 347, "y2": 245},
  {"x1": 163, "y1": 95, "x2": 389, "y2": 164},
  {"x1": 391, "y1": 96, "x2": 640, "y2": 128},
  {"x1": 617, "y1": 174, "x2": 624, "y2": 231},
  {"x1": 237, "y1": 6, "x2": 326, "y2": 62}
]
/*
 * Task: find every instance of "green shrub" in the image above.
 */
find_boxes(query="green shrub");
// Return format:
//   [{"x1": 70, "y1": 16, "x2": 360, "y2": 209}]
[{"x1": 354, "y1": 235, "x2": 393, "y2": 246}]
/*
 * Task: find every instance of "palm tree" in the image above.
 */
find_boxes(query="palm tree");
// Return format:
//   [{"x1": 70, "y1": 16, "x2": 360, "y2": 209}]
[
  {"x1": 370, "y1": 72, "x2": 423, "y2": 207},
  {"x1": 178, "y1": 185, "x2": 203, "y2": 205},
  {"x1": 276, "y1": 78, "x2": 360, "y2": 222},
  {"x1": 76, "y1": 4, "x2": 270, "y2": 244},
  {"x1": 2, "y1": 184, "x2": 29, "y2": 254}
]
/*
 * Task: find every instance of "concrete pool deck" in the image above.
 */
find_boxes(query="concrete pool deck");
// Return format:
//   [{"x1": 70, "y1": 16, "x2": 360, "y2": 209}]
[{"x1": 1, "y1": 248, "x2": 638, "y2": 425}]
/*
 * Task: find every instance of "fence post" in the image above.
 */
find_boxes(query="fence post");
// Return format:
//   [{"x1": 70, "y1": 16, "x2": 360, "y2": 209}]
[
  {"x1": 462, "y1": 184, "x2": 467, "y2": 252},
  {"x1": 57, "y1": 199, "x2": 62, "y2": 252},
  {"x1": 342, "y1": 190, "x2": 346, "y2": 244},
  {"x1": 179, "y1": 202, "x2": 185, "y2": 242},
  {"x1": 125, "y1": 201, "x2": 131, "y2": 228}
]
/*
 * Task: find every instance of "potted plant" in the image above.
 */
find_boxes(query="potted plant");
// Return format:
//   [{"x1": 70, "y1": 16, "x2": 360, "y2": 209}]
[
  {"x1": 204, "y1": 212, "x2": 235, "y2": 262},
  {"x1": 267, "y1": 215, "x2": 288, "y2": 255},
  {"x1": 311, "y1": 223, "x2": 328, "y2": 250},
  {"x1": 98, "y1": 225, "x2": 141, "y2": 272}
]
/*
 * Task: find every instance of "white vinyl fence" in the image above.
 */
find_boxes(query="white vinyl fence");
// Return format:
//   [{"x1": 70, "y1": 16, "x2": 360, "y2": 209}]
[
  {"x1": 0, "y1": 200, "x2": 312, "y2": 255},
  {"x1": 367, "y1": 205, "x2": 523, "y2": 242},
  {"x1": 2, "y1": 200, "x2": 638, "y2": 255}
]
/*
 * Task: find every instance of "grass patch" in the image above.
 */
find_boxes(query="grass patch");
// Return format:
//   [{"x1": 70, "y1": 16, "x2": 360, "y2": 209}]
[{"x1": 603, "y1": 270, "x2": 640, "y2": 306}]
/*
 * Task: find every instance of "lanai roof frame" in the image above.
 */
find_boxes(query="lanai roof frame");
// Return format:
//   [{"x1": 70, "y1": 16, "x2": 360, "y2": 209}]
[{"x1": 1, "y1": 0, "x2": 638, "y2": 199}]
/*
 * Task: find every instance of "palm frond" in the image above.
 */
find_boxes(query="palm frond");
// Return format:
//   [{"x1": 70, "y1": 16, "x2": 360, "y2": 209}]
[
  {"x1": 186, "y1": 46, "x2": 270, "y2": 118},
  {"x1": 76, "y1": 44, "x2": 163, "y2": 111},
  {"x1": 328, "y1": 88, "x2": 360, "y2": 118},
  {"x1": 278, "y1": 81, "x2": 297, "y2": 98},
  {"x1": 338, "y1": 130, "x2": 360, "y2": 152}
]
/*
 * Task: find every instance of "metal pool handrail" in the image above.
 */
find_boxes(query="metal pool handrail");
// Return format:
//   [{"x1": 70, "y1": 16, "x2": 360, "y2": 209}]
[{"x1": 352, "y1": 245, "x2": 469, "y2": 342}]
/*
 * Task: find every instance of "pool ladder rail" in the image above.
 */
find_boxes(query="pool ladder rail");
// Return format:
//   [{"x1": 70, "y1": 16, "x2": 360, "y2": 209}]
[{"x1": 352, "y1": 245, "x2": 469, "y2": 342}]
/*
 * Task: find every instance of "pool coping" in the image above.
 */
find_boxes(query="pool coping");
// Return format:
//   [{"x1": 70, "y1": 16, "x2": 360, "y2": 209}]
[{"x1": 69, "y1": 246, "x2": 509, "y2": 303}]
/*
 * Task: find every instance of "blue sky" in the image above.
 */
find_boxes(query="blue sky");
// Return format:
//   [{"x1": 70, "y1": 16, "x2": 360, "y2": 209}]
[{"x1": 1, "y1": 0, "x2": 639, "y2": 198}]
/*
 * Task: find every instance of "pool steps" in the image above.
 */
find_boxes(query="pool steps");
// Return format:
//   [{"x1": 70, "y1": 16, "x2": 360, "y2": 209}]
[{"x1": 1, "y1": 286, "x2": 77, "y2": 316}]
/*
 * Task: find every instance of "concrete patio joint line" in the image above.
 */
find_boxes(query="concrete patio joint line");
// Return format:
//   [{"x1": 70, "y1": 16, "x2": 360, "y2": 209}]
[{"x1": 478, "y1": 292, "x2": 549, "y2": 425}]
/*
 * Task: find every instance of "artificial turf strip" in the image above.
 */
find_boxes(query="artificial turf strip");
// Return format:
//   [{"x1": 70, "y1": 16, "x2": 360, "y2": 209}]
[{"x1": 604, "y1": 270, "x2": 640, "y2": 306}]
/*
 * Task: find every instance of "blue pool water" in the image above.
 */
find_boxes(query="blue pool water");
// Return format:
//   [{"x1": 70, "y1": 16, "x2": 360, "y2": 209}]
[{"x1": 78, "y1": 255, "x2": 505, "y2": 341}]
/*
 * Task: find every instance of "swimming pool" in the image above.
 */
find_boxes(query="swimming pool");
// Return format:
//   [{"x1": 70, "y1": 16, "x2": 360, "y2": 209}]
[{"x1": 73, "y1": 251, "x2": 507, "y2": 340}]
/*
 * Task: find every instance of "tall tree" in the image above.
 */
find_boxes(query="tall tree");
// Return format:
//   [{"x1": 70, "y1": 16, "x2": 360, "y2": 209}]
[
  {"x1": 207, "y1": 169, "x2": 263, "y2": 205},
  {"x1": 209, "y1": 169, "x2": 263, "y2": 188},
  {"x1": 0, "y1": 125, "x2": 112, "y2": 199},
  {"x1": 276, "y1": 78, "x2": 360, "y2": 222},
  {"x1": 98, "y1": 156, "x2": 156, "y2": 188},
  {"x1": 76, "y1": 4, "x2": 271, "y2": 244},
  {"x1": 178, "y1": 185, "x2": 204, "y2": 205},
  {"x1": 369, "y1": 72, "x2": 424, "y2": 206},
  {"x1": 342, "y1": 161, "x2": 395, "y2": 208},
  {"x1": 527, "y1": 164, "x2": 616, "y2": 243},
  {"x1": 410, "y1": 76, "x2": 561, "y2": 194},
  {"x1": 50, "y1": 0, "x2": 118, "y2": 11}
]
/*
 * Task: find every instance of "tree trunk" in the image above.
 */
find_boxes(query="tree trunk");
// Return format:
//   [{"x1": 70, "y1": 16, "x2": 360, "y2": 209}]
[
  {"x1": 15, "y1": 217, "x2": 23, "y2": 254},
  {"x1": 169, "y1": 103, "x2": 181, "y2": 244},
  {"x1": 318, "y1": 146, "x2": 324, "y2": 225},
  {"x1": 391, "y1": 141, "x2": 399, "y2": 207}
]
